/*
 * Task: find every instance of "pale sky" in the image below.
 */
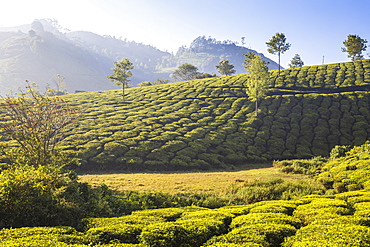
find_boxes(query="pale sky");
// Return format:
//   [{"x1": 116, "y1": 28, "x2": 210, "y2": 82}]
[{"x1": 0, "y1": 0, "x2": 369, "y2": 68}]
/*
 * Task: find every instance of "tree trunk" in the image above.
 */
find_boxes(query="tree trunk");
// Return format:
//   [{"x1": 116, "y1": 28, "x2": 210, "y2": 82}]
[
  {"x1": 278, "y1": 52, "x2": 281, "y2": 76},
  {"x1": 122, "y1": 85, "x2": 125, "y2": 101},
  {"x1": 255, "y1": 100, "x2": 258, "y2": 116}
]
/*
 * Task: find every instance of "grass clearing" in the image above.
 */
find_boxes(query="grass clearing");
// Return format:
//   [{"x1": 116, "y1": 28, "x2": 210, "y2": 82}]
[{"x1": 78, "y1": 165, "x2": 315, "y2": 195}]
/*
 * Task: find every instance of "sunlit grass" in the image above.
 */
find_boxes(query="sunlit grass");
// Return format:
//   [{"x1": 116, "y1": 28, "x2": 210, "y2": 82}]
[{"x1": 79, "y1": 166, "x2": 315, "y2": 195}]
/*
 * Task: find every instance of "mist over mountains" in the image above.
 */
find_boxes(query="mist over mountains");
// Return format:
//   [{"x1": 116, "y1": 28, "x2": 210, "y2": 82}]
[{"x1": 0, "y1": 19, "x2": 279, "y2": 93}]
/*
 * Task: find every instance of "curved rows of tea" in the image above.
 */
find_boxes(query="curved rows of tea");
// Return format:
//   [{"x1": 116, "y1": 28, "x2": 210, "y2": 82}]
[
  {"x1": 59, "y1": 59, "x2": 370, "y2": 171},
  {"x1": 1, "y1": 191, "x2": 370, "y2": 246}
]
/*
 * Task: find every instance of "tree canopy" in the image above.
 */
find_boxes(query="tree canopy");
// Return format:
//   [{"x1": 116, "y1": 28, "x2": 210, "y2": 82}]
[
  {"x1": 289, "y1": 54, "x2": 304, "y2": 68},
  {"x1": 172, "y1": 63, "x2": 199, "y2": 81},
  {"x1": 244, "y1": 55, "x2": 270, "y2": 116},
  {"x1": 216, "y1": 59, "x2": 236, "y2": 76},
  {"x1": 266, "y1": 33, "x2": 290, "y2": 74},
  {"x1": 0, "y1": 84, "x2": 79, "y2": 168},
  {"x1": 107, "y1": 58, "x2": 134, "y2": 101},
  {"x1": 342, "y1": 34, "x2": 368, "y2": 61}
]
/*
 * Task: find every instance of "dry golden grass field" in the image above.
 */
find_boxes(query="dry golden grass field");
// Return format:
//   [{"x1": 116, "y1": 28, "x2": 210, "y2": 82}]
[{"x1": 79, "y1": 165, "x2": 313, "y2": 195}]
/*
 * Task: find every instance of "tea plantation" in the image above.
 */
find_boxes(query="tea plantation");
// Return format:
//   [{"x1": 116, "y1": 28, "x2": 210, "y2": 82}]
[
  {"x1": 2, "y1": 141, "x2": 370, "y2": 246},
  {"x1": 60, "y1": 59, "x2": 370, "y2": 171},
  {"x1": 1, "y1": 191, "x2": 370, "y2": 246}
]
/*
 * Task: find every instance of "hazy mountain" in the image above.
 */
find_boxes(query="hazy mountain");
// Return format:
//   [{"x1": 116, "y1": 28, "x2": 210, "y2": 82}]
[
  {"x1": 157, "y1": 36, "x2": 280, "y2": 76},
  {"x1": 0, "y1": 19, "x2": 280, "y2": 93}
]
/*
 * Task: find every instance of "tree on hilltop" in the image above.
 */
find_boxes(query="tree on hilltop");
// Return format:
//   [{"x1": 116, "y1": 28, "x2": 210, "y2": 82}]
[
  {"x1": 172, "y1": 63, "x2": 199, "y2": 81},
  {"x1": 244, "y1": 55, "x2": 270, "y2": 116},
  {"x1": 108, "y1": 58, "x2": 134, "y2": 101},
  {"x1": 289, "y1": 54, "x2": 304, "y2": 68},
  {"x1": 216, "y1": 59, "x2": 236, "y2": 76},
  {"x1": 342, "y1": 34, "x2": 367, "y2": 61},
  {"x1": 266, "y1": 33, "x2": 290, "y2": 75}
]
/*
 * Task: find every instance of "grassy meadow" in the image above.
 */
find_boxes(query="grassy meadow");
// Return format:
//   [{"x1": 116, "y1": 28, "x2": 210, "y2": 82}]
[{"x1": 78, "y1": 165, "x2": 313, "y2": 194}]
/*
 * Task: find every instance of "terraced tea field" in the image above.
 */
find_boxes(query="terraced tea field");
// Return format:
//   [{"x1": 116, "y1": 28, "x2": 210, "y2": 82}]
[{"x1": 59, "y1": 59, "x2": 370, "y2": 171}]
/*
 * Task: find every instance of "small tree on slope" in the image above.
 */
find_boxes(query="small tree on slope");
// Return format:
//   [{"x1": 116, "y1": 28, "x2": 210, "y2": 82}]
[
  {"x1": 108, "y1": 58, "x2": 134, "y2": 101},
  {"x1": 245, "y1": 55, "x2": 270, "y2": 116}
]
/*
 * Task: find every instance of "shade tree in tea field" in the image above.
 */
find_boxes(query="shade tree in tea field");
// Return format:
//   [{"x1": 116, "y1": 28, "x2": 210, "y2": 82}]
[
  {"x1": 172, "y1": 63, "x2": 200, "y2": 81},
  {"x1": 266, "y1": 32, "x2": 291, "y2": 74},
  {"x1": 107, "y1": 58, "x2": 134, "y2": 101},
  {"x1": 244, "y1": 55, "x2": 270, "y2": 116},
  {"x1": 216, "y1": 59, "x2": 236, "y2": 76},
  {"x1": 288, "y1": 54, "x2": 304, "y2": 68},
  {"x1": 342, "y1": 34, "x2": 368, "y2": 61}
]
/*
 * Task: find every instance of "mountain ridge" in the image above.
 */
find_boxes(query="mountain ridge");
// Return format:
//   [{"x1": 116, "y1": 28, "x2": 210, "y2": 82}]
[{"x1": 0, "y1": 19, "x2": 280, "y2": 93}]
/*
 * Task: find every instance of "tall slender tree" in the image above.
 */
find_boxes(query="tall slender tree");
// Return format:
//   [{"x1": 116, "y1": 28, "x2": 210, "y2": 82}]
[
  {"x1": 107, "y1": 58, "x2": 134, "y2": 101},
  {"x1": 342, "y1": 34, "x2": 367, "y2": 61},
  {"x1": 266, "y1": 33, "x2": 291, "y2": 75},
  {"x1": 244, "y1": 55, "x2": 270, "y2": 116},
  {"x1": 216, "y1": 59, "x2": 236, "y2": 76}
]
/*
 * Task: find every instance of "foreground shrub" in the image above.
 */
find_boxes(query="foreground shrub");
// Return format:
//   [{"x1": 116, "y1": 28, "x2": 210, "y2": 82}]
[
  {"x1": 273, "y1": 156, "x2": 327, "y2": 175},
  {"x1": 230, "y1": 213, "x2": 302, "y2": 229},
  {"x1": 0, "y1": 226, "x2": 85, "y2": 246},
  {"x1": 227, "y1": 178, "x2": 325, "y2": 204},
  {"x1": 0, "y1": 166, "x2": 81, "y2": 228},
  {"x1": 86, "y1": 224, "x2": 142, "y2": 244},
  {"x1": 83, "y1": 215, "x2": 166, "y2": 230},
  {"x1": 317, "y1": 142, "x2": 370, "y2": 192},
  {"x1": 282, "y1": 224, "x2": 370, "y2": 247},
  {"x1": 139, "y1": 222, "x2": 190, "y2": 247}
]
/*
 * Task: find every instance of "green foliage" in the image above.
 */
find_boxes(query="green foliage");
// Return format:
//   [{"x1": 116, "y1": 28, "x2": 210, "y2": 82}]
[
  {"x1": 316, "y1": 142, "x2": 370, "y2": 192},
  {"x1": 342, "y1": 34, "x2": 368, "y2": 61},
  {"x1": 244, "y1": 54, "x2": 270, "y2": 116},
  {"x1": 266, "y1": 32, "x2": 291, "y2": 73},
  {"x1": 288, "y1": 54, "x2": 304, "y2": 68},
  {"x1": 172, "y1": 63, "x2": 199, "y2": 81},
  {"x1": 273, "y1": 156, "x2": 327, "y2": 175},
  {"x1": 107, "y1": 58, "x2": 134, "y2": 101},
  {"x1": 3, "y1": 191, "x2": 370, "y2": 246},
  {"x1": 283, "y1": 224, "x2": 370, "y2": 247},
  {"x1": 0, "y1": 165, "x2": 77, "y2": 228},
  {"x1": 226, "y1": 178, "x2": 325, "y2": 204},
  {"x1": 9, "y1": 59, "x2": 370, "y2": 172},
  {"x1": 216, "y1": 59, "x2": 236, "y2": 76},
  {"x1": 0, "y1": 85, "x2": 79, "y2": 168}
]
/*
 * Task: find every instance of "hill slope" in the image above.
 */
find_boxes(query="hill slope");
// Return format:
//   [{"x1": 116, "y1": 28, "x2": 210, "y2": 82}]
[
  {"x1": 0, "y1": 20, "x2": 279, "y2": 92},
  {"x1": 59, "y1": 59, "x2": 370, "y2": 171}
]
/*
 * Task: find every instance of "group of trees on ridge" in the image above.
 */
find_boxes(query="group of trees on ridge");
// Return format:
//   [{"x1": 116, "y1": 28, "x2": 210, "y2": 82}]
[{"x1": 109, "y1": 33, "x2": 367, "y2": 116}]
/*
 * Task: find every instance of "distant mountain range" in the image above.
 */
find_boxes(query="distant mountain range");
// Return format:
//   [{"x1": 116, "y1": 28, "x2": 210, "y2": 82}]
[{"x1": 0, "y1": 19, "x2": 280, "y2": 93}]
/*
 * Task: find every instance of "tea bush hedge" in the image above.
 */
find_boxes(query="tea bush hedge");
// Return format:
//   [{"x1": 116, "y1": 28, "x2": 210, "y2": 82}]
[
  {"x1": 48, "y1": 59, "x2": 370, "y2": 171},
  {"x1": 2, "y1": 191, "x2": 370, "y2": 246}
]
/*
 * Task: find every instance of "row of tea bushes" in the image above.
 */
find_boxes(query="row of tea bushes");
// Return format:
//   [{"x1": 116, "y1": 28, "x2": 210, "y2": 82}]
[
  {"x1": 270, "y1": 59, "x2": 370, "y2": 89},
  {"x1": 60, "y1": 61, "x2": 370, "y2": 171},
  {"x1": 283, "y1": 192, "x2": 370, "y2": 246},
  {"x1": 316, "y1": 142, "x2": 370, "y2": 193},
  {"x1": 1, "y1": 191, "x2": 370, "y2": 246}
]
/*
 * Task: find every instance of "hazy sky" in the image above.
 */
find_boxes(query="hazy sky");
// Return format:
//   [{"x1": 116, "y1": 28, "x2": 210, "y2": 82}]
[{"x1": 1, "y1": 0, "x2": 369, "y2": 68}]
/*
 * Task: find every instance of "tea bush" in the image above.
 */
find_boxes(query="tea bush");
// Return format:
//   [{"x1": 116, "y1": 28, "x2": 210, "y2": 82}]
[
  {"x1": 283, "y1": 224, "x2": 370, "y2": 247},
  {"x1": 45, "y1": 59, "x2": 370, "y2": 171}
]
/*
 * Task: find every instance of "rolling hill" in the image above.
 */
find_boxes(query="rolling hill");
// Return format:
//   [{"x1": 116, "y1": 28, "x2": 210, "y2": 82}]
[{"x1": 57, "y1": 59, "x2": 370, "y2": 171}]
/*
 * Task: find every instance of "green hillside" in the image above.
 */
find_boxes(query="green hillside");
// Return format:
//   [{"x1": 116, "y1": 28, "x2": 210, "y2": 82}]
[{"x1": 61, "y1": 59, "x2": 370, "y2": 171}]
